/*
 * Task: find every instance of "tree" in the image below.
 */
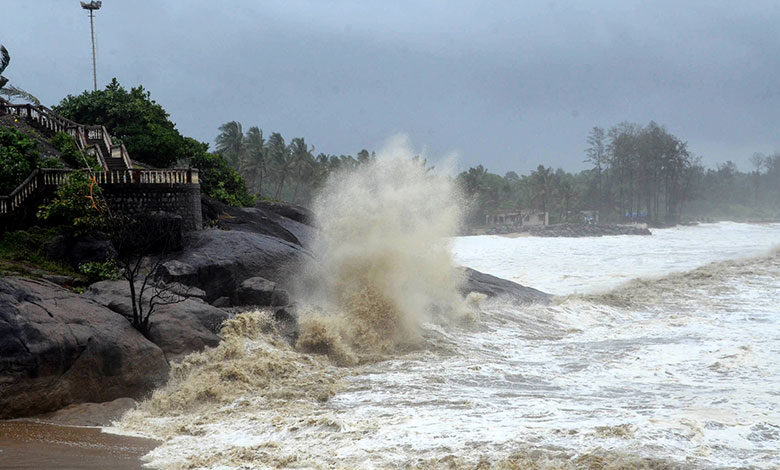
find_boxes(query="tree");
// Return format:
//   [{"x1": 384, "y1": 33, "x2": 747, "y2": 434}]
[
  {"x1": 266, "y1": 132, "x2": 291, "y2": 198},
  {"x1": 749, "y1": 153, "x2": 766, "y2": 204},
  {"x1": 243, "y1": 126, "x2": 266, "y2": 197},
  {"x1": 190, "y1": 152, "x2": 254, "y2": 206},
  {"x1": 55, "y1": 79, "x2": 189, "y2": 168},
  {"x1": 215, "y1": 121, "x2": 246, "y2": 168},
  {"x1": 109, "y1": 213, "x2": 188, "y2": 336},
  {"x1": 585, "y1": 126, "x2": 607, "y2": 215},
  {"x1": 0, "y1": 127, "x2": 41, "y2": 193}
]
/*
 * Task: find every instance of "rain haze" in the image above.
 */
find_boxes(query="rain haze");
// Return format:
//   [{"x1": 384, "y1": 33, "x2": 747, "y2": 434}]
[{"x1": 2, "y1": 0, "x2": 779, "y2": 173}]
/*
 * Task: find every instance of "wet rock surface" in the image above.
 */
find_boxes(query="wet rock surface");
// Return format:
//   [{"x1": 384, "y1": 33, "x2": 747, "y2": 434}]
[
  {"x1": 460, "y1": 267, "x2": 552, "y2": 304},
  {"x1": 0, "y1": 278, "x2": 169, "y2": 419},
  {"x1": 232, "y1": 276, "x2": 290, "y2": 307},
  {"x1": 83, "y1": 280, "x2": 230, "y2": 362}
]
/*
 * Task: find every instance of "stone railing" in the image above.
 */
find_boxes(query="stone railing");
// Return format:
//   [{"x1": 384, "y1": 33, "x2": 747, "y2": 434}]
[
  {"x1": 0, "y1": 168, "x2": 199, "y2": 216},
  {"x1": 0, "y1": 101, "x2": 132, "y2": 170}
]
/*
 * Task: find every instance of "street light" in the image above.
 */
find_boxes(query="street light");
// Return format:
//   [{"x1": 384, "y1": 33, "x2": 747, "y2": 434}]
[{"x1": 81, "y1": 1, "x2": 102, "y2": 91}]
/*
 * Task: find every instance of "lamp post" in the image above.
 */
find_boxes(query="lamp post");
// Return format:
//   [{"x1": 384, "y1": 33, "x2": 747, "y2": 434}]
[{"x1": 81, "y1": 1, "x2": 102, "y2": 91}]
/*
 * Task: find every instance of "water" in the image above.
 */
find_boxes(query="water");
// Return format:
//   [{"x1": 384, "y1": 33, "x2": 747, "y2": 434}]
[{"x1": 112, "y1": 222, "x2": 780, "y2": 469}]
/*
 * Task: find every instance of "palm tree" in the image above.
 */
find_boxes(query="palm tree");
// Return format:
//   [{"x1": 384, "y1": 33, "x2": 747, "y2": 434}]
[
  {"x1": 243, "y1": 126, "x2": 266, "y2": 196},
  {"x1": 215, "y1": 121, "x2": 245, "y2": 169}
]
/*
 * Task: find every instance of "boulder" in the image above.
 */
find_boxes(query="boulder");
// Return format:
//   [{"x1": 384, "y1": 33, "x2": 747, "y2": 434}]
[
  {"x1": 201, "y1": 197, "x2": 314, "y2": 248},
  {"x1": 254, "y1": 200, "x2": 313, "y2": 225},
  {"x1": 232, "y1": 276, "x2": 289, "y2": 307},
  {"x1": 0, "y1": 277, "x2": 169, "y2": 419},
  {"x1": 44, "y1": 233, "x2": 117, "y2": 269},
  {"x1": 160, "y1": 229, "x2": 313, "y2": 302},
  {"x1": 459, "y1": 267, "x2": 551, "y2": 304},
  {"x1": 83, "y1": 280, "x2": 230, "y2": 362}
]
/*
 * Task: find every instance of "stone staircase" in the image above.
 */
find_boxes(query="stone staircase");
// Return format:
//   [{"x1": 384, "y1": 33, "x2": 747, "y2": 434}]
[
  {"x1": 0, "y1": 98, "x2": 132, "y2": 171},
  {"x1": 0, "y1": 99, "x2": 200, "y2": 224}
]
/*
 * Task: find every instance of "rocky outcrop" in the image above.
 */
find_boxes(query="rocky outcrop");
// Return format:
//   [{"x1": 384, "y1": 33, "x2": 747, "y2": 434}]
[
  {"x1": 486, "y1": 223, "x2": 652, "y2": 237},
  {"x1": 83, "y1": 280, "x2": 231, "y2": 362},
  {"x1": 44, "y1": 233, "x2": 117, "y2": 269},
  {"x1": 160, "y1": 229, "x2": 312, "y2": 303},
  {"x1": 460, "y1": 267, "x2": 551, "y2": 304},
  {"x1": 201, "y1": 197, "x2": 314, "y2": 248},
  {"x1": 0, "y1": 277, "x2": 169, "y2": 419},
  {"x1": 232, "y1": 276, "x2": 290, "y2": 307}
]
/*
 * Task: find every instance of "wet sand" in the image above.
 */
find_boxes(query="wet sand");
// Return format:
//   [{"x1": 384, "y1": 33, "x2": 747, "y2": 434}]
[{"x1": 0, "y1": 421, "x2": 158, "y2": 469}]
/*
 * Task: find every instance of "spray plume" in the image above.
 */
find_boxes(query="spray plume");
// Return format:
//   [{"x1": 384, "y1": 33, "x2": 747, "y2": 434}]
[{"x1": 294, "y1": 136, "x2": 466, "y2": 364}]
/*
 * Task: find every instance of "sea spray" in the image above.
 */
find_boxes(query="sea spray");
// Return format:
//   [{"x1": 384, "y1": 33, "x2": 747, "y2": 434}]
[
  {"x1": 294, "y1": 139, "x2": 467, "y2": 363},
  {"x1": 118, "y1": 310, "x2": 344, "y2": 438}
]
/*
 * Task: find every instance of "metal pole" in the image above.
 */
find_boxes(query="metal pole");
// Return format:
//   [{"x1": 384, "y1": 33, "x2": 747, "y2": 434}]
[{"x1": 89, "y1": 9, "x2": 97, "y2": 91}]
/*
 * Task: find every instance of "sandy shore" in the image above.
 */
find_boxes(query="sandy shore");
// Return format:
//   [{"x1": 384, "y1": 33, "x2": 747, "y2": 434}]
[{"x1": 0, "y1": 421, "x2": 158, "y2": 469}]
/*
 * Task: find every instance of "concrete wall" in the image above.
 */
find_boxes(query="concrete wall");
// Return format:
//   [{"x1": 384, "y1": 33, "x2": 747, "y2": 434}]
[{"x1": 102, "y1": 183, "x2": 202, "y2": 231}]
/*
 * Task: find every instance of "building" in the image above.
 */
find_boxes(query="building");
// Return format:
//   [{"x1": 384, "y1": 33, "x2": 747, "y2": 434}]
[
  {"x1": 579, "y1": 210, "x2": 599, "y2": 224},
  {"x1": 485, "y1": 209, "x2": 548, "y2": 227}
]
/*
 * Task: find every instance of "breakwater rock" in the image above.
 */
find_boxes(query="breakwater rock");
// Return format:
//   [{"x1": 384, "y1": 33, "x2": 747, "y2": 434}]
[{"x1": 487, "y1": 223, "x2": 652, "y2": 237}]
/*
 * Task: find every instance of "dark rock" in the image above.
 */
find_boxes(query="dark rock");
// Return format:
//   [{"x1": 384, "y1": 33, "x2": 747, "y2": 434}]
[
  {"x1": 45, "y1": 233, "x2": 117, "y2": 269},
  {"x1": 0, "y1": 277, "x2": 169, "y2": 419},
  {"x1": 83, "y1": 280, "x2": 230, "y2": 362},
  {"x1": 201, "y1": 197, "x2": 314, "y2": 248},
  {"x1": 160, "y1": 228, "x2": 313, "y2": 302},
  {"x1": 459, "y1": 267, "x2": 551, "y2": 304},
  {"x1": 273, "y1": 305, "x2": 299, "y2": 344},
  {"x1": 233, "y1": 276, "x2": 289, "y2": 307},
  {"x1": 165, "y1": 282, "x2": 207, "y2": 300},
  {"x1": 254, "y1": 200, "x2": 313, "y2": 225},
  {"x1": 212, "y1": 296, "x2": 231, "y2": 308}
]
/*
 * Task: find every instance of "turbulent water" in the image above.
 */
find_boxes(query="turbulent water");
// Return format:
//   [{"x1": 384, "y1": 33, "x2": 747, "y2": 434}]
[{"x1": 111, "y1": 166, "x2": 780, "y2": 470}]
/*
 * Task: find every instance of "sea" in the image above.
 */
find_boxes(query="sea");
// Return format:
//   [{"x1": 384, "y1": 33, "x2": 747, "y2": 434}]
[{"x1": 107, "y1": 221, "x2": 780, "y2": 469}]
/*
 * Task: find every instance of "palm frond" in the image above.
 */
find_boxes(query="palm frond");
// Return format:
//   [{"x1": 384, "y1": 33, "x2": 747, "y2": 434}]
[
  {"x1": 0, "y1": 84, "x2": 41, "y2": 105},
  {"x1": 0, "y1": 45, "x2": 9, "y2": 74}
]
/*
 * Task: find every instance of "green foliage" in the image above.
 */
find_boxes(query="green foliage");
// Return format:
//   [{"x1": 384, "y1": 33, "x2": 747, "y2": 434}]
[
  {"x1": 0, "y1": 227, "x2": 77, "y2": 278},
  {"x1": 190, "y1": 152, "x2": 255, "y2": 206},
  {"x1": 54, "y1": 78, "x2": 189, "y2": 168},
  {"x1": 50, "y1": 131, "x2": 98, "y2": 169},
  {"x1": 0, "y1": 126, "x2": 40, "y2": 193},
  {"x1": 78, "y1": 259, "x2": 120, "y2": 283},
  {"x1": 37, "y1": 170, "x2": 107, "y2": 233},
  {"x1": 213, "y1": 120, "x2": 380, "y2": 205}
]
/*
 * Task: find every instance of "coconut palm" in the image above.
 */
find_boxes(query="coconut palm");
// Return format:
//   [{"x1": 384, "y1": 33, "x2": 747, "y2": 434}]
[{"x1": 215, "y1": 121, "x2": 245, "y2": 169}]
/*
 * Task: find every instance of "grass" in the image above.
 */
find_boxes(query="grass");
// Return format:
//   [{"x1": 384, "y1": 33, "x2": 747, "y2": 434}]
[{"x1": 0, "y1": 226, "x2": 83, "y2": 281}]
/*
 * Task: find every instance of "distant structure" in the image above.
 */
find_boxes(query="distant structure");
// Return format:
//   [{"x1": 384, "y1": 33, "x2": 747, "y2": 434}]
[
  {"x1": 81, "y1": 1, "x2": 102, "y2": 91},
  {"x1": 485, "y1": 210, "x2": 548, "y2": 227},
  {"x1": 579, "y1": 210, "x2": 599, "y2": 224}
]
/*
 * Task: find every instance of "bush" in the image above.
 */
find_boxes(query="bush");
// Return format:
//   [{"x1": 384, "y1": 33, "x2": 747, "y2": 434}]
[
  {"x1": 37, "y1": 170, "x2": 107, "y2": 233},
  {"x1": 78, "y1": 259, "x2": 120, "y2": 283},
  {"x1": 50, "y1": 132, "x2": 98, "y2": 169},
  {"x1": 0, "y1": 127, "x2": 39, "y2": 193},
  {"x1": 0, "y1": 227, "x2": 76, "y2": 277},
  {"x1": 190, "y1": 152, "x2": 255, "y2": 206}
]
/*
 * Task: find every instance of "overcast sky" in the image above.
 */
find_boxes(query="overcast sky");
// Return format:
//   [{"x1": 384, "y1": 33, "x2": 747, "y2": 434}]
[{"x1": 3, "y1": 1, "x2": 779, "y2": 173}]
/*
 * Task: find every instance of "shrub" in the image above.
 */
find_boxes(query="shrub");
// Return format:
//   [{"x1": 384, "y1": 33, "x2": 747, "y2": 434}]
[
  {"x1": 78, "y1": 259, "x2": 120, "y2": 283},
  {"x1": 50, "y1": 132, "x2": 98, "y2": 169},
  {"x1": 190, "y1": 152, "x2": 255, "y2": 206},
  {"x1": 0, "y1": 127, "x2": 39, "y2": 193},
  {"x1": 37, "y1": 170, "x2": 107, "y2": 233}
]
